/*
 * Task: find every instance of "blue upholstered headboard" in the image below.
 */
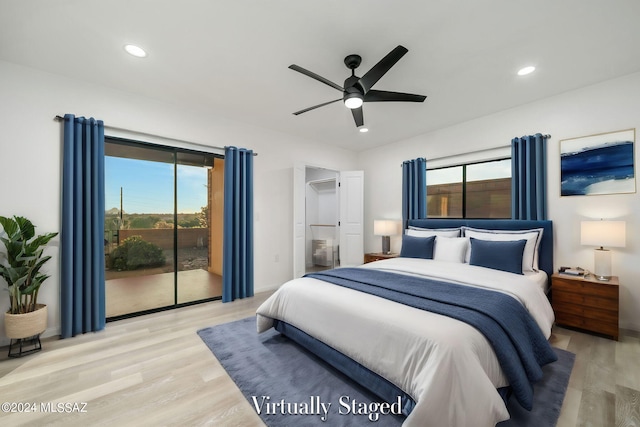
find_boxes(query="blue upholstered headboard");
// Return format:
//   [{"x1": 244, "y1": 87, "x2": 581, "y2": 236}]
[{"x1": 407, "y1": 219, "x2": 554, "y2": 277}]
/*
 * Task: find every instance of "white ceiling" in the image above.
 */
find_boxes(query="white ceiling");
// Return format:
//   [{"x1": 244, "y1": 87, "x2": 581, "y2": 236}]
[{"x1": 2, "y1": 0, "x2": 640, "y2": 151}]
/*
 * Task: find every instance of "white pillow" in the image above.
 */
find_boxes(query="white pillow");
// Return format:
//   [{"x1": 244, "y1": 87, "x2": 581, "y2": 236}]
[
  {"x1": 462, "y1": 227, "x2": 543, "y2": 272},
  {"x1": 406, "y1": 227, "x2": 461, "y2": 238},
  {"x1": 434, "y1": 236, "x2": 469, "y2": 263},
  {"x1": 408, "y1": 226, "x2": 461, "y2": 235}
]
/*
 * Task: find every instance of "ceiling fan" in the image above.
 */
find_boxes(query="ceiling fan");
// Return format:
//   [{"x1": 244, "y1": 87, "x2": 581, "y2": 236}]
[{"x1": 289, "y1": 45, "x2": 426, "y2": 129}]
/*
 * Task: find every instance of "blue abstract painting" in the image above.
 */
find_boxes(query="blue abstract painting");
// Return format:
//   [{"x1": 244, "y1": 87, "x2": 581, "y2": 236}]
[{"x1": 560, "y1": 129, "x2": 635, "y2": 196}]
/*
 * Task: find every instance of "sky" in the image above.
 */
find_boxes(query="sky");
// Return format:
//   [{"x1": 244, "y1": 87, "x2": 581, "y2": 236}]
[
  {"x1": 427, "y1": 158, "x2": 511, "y2": 185},
  {"x1": 105, "y1": 157, "x2": 208, "y2": 214}
]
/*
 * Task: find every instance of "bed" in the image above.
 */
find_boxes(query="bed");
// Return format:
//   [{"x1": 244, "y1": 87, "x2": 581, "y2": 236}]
[{"x1": 256, "y1": 219, "x2": 556, "y2": 427}]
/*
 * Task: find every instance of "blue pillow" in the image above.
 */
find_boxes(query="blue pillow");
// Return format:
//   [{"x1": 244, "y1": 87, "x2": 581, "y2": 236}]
[
  {"x1": 469, "y1": 238, "x2": 526, "y2": 275},
  {"x1": 400, "y1": 234, "x2": 435, "y2": 259}
]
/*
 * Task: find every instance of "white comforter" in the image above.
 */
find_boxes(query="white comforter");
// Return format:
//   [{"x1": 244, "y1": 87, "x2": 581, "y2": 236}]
[{"x1": 256, "y1": 258, "x2": 555, "y2": 427}]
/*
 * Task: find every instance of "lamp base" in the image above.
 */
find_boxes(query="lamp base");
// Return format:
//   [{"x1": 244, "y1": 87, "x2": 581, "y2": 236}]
[
  {"x1": 593, "y1": 248, "x2": 611, "y2": 281},
  {"x1": 381, "y1": 236, "x2": 390, "y2": 254}
]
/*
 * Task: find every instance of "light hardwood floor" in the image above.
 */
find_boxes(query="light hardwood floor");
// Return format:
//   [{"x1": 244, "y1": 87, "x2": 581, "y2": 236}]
[{"x1": 0, "y1": 291, "x2": 638, "y2": 427}]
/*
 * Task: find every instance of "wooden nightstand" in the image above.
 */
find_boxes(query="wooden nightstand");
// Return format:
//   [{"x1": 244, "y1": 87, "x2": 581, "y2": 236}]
[
  {"x1": 551, "y1": 273, "x2": 619, "y2": 340},
  {"x1": 364, "y1": 252, "x2": 398, "y2": 264}
]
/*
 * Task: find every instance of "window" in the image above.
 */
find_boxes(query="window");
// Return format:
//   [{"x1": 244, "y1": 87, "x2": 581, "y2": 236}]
[{"x1": 427, "y1": 158, "x2": 511, "y2": 218}]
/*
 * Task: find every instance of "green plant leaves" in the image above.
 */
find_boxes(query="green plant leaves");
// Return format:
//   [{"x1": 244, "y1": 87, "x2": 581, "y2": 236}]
[
  {"x1": 108, "y1": 235, "x2": 165, "y2": 271},
  {"x1": 0, "y1": 215, "x2": 58, "y2": 314}
]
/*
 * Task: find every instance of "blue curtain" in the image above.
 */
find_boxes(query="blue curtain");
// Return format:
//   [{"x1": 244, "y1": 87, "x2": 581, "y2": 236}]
[
  {"x1": 222, "y1": 146, "x2": 254, "y2": 302},
  {"x1": 511, "y1": 134, "x2": 548, "y2": 220},
  {"x1": 61, "y1": 114, "x2": 106, "y2": 338},
  {"x1": 402, "y1": 158, "x2": 427, "y2": 225}
]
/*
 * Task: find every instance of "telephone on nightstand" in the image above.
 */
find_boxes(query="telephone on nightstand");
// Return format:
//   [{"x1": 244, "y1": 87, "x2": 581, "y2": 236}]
[{"x1": 558, "y1": 266, "x2": 586, "y2": 277}]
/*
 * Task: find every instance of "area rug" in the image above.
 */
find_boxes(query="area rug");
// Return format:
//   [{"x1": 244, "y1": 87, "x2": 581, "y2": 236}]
[{"x1": 198, "y1": 317, "x2": 574, "y2": 427}]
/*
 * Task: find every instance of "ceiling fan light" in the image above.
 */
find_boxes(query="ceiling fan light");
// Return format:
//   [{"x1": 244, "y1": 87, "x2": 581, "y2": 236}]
[
  {"x1": 359, "y1": 127, "x2": 369, "y2": 133},
  {"x1": 344, "y1": 93, "x2": 363, "y2": 109}
]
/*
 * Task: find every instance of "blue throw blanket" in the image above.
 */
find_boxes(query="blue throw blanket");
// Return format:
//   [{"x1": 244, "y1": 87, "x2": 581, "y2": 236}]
[{"x1": 305, "y1": 268, "x2": 557, "y2": 411}]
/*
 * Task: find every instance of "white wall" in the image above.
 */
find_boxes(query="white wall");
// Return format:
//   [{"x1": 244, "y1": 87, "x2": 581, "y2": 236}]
[
  {"x1": 0, "y1": 60, "x2": 357, "y2": 344},
  {"x1": 358, "y1": 71, "x2": 640, "y2": 332}
]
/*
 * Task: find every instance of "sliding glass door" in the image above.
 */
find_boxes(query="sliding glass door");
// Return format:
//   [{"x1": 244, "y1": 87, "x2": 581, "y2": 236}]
[
  {"x1": 104, "y1": 138, "x2": 222, "y2": 319},
  {"x1": 175, "y1": 152, "x2": 223, "y2": 304}
]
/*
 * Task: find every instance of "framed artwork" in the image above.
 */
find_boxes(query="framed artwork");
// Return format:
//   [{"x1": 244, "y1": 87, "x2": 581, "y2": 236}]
[{"x1": 560, "y1": 128, "x2": 635, "y2": 196}]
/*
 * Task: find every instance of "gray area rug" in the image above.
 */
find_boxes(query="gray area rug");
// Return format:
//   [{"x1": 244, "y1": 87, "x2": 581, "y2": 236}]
[{"x1": 198, "y1": 317, "x2": 574, "y2": 427}]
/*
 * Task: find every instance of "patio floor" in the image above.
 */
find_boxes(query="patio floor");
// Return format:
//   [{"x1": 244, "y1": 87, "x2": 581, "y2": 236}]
[{"x1": 106, "y1": 269, "x2": 222, "y2": 318}]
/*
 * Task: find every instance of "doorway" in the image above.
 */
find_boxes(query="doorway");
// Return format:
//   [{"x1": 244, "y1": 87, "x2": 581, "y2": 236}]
[
  {"x1": 104, "y1": 138, "x2": 224, "y2": 319},
  {"x1": 293, "y1": 164, "x2": 364, "y2": 278},
  {"x1": 306, "y1": 167, "x2": 339, "y2": 273}
]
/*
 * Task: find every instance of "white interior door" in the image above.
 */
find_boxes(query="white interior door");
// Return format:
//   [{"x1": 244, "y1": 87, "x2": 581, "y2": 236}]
[
  {"x1": 339, "y1": 171, "x2": 364, "y2": 267},
  {"x1": 293, "y1": 164, "x2": 306, "y2": 278}
]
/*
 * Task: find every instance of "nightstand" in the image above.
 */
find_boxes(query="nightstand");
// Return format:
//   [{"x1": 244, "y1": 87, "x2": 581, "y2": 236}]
[
  {"x1": 364, "y1": 252, "x2": 398, "y2": 264},
  {"x1": 551, "y1": 273, "x2": 619, "y2": 340}
]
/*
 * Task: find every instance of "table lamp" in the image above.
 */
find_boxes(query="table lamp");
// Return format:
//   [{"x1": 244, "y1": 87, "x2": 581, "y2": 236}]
[
  {"x1": 580, "y1": 220, "x2": 626, "y2": 281},
  {"x1": 374, "y1": 220, "x2": 400, "y2": 254}
]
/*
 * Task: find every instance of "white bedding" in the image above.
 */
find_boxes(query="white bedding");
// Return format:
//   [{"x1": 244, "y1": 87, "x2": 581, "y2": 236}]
[
  {"x1": 525, "y1": 269, "x2": 550, "y2": 294},
  {"x1": 256, "y1": 258, "x2": 555, "y2": 427}
]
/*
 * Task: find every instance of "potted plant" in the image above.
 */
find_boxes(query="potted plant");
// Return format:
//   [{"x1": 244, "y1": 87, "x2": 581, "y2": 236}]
[{"x1": 0, "y1": 215, "x2": 57, "y2": 352}]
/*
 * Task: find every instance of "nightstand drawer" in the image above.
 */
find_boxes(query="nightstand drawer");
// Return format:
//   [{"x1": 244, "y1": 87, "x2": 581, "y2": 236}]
[
  {"x1": 552, "y1": 277, "x2": 619, "y2": 299},
  {"x1": 554, "y1": 311, "x2": 618, "y2": 338},
  {"x1": 552, "y1": 301, "x2": 618, "y2": 323},
  {"x1": 552, "y1": 290, "x2": 618, "y2": 312}
]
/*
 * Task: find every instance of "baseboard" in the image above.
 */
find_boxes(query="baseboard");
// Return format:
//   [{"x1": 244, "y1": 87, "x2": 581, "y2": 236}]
[
  {"x1": 0, "y1": 326, "x2": 60, "y2": 348},
  {"x1": 620, "y1": 327, "x2": 640, "y2": 339},
  {"x1": 42, "y1": 325, "x2": 60, "y2": 339},
  {"x1": 255, "y1": 283, "x2": 281, "y2": 294}
]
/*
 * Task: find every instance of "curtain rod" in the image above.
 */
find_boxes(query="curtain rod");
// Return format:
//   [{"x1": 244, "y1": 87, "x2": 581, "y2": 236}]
[
  {"x1": 54, "y1": 115, "x2": 258, "y2": 156},
  {"x1": 402, "y1": 134, "x2": 552, "y2": 165}
]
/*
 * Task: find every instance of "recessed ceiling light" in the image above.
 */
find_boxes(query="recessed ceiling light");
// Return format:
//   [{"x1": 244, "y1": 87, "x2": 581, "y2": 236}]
[
  {"x1": 359, "y1": 127, "x2": 369, "y2": 133},
  {"x1": 124, "y1": 44, "x2": 147, "y2": 58},
  {"x1": 517, "y1": 66, "x2": 535, "y2": 76}
]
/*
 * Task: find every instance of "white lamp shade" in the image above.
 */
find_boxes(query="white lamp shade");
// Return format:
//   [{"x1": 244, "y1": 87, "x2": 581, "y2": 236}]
[
  {"x1": 374, "y1": 220, "x2": 400, "y2": 236},
  {"x1": 580, "y1": 220, "x2": 626, "y2": 248}
]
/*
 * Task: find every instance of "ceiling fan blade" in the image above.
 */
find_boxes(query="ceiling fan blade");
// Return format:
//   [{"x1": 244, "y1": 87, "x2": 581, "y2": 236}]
[
  {"x1": 364, "y1": 90, "x2": 426, "y2": 103},
  {"x1": 292, "y1": 98, "x2": 342, "y2": 115},
  {"x1": 289, "y1": 64, "x2": 344, "y2": 92},
  {"x1": 351, "y1": 107, "x2": 364, "y2": 127},
  {"x1": 357, "y1": 45, "x2": 408, "y2": 93}
]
